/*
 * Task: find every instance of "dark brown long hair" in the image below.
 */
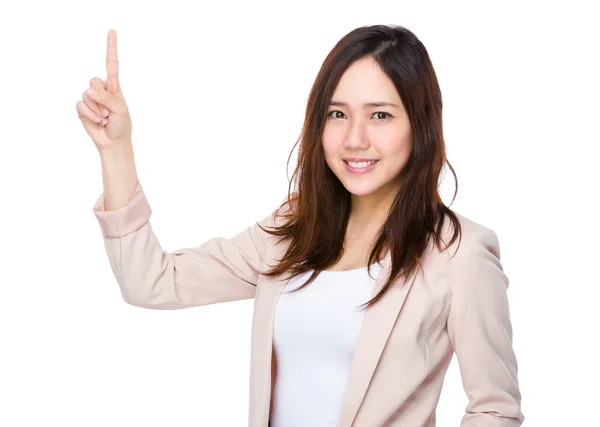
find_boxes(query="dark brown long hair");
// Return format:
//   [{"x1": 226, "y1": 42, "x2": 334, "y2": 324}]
[{"x1": 258, "y1": 24, "x2": 462, "y2": 309}]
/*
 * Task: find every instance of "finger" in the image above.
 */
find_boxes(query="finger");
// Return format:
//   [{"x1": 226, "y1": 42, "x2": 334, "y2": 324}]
[
  {"x1": 77, "y1": 100, "x2": 108, "y2": 126},
  {"x1": 82, "y1": 89, "x2": 103, "y2": 117},
  {"x1": 89, "y1": 78, "x2": 110, "y2": 117},
  {"x1": 76, "y1": 100, "x2": 104, "y2": 124},
  {"x1": 106, "y1": 29, "x2": 120, "y2": 95},
  {"x1": 86, "y1": 83, "x2": 125, "y2": 115}
]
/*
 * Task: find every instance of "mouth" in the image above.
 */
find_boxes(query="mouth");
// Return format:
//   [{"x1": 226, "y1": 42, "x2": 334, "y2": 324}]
[{"x1": 343, "y1": 159, "x2": 379, "y2": 174}]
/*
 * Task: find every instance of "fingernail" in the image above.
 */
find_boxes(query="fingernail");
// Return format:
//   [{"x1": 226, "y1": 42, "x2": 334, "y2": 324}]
[
  {"x1": 88, "y1": 88, "x2": 97, "y2": 97},
  {"x1": 102, "y1": 107, "x2": 109, "y2": 116}
]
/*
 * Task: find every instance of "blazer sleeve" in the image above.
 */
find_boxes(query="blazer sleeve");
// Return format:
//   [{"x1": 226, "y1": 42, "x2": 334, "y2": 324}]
[
  {"x1": 92, "y1": 180, "x2": 279, "y2": 310},
  {"x1": 446, "y1": 228, "x2": 525, "y2": 427}
]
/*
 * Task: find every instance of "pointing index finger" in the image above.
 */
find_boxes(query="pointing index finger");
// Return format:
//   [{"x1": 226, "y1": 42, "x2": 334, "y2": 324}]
[{"x1": 106, "y1": 29, "x2": 119, "y2": 94}]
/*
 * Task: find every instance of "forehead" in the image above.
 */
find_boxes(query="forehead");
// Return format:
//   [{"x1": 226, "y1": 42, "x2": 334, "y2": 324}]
[{"x1": 332, "y1": 56, "x2": 400, "y2": 103}]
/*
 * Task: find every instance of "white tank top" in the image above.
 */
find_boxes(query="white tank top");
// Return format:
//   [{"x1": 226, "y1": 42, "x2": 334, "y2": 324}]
[{"x1": 269, "y1": 262, "x2": 383, "y2": 427}]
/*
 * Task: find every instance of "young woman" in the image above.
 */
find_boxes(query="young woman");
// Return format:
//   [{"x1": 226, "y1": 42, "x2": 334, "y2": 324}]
[{"x1": 78, "y1": 25, "x2": 525, "y2": 427}]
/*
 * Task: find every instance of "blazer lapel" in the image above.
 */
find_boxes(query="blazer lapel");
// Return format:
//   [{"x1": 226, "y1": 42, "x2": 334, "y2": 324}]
[
  {"x1": 248, "y1": 239, "x2": 292, "y2": 427},
  {"x1": 336, "y1": 249, "x2": 419, "y2": 426},
  {"x1": 249, "y1": 242, "x2": 419, "y2": 427}
]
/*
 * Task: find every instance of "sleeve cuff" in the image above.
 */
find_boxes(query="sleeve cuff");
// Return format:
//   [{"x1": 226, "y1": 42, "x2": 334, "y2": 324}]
[{"x1": 92, "y1": 180, "x2": 152, "y2": 237}]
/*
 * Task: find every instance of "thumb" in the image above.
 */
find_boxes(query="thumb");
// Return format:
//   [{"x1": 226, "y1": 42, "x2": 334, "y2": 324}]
[{"x1": 89, "y1": 84, "x2": 124, "y2": 114}]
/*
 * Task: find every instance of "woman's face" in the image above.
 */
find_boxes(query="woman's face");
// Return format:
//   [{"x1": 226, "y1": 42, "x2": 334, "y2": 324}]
[{"x1": 322, "y1": 56, "x2": 412, "y2": 201}]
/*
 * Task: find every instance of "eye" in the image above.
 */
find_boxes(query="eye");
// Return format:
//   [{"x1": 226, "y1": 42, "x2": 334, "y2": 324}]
[
  {"x1": 326, "y1": 110, "x2": 346, "y2": 119},
  {"x1": 372, "y1": 112, "x2": 393, "y2": 120}
]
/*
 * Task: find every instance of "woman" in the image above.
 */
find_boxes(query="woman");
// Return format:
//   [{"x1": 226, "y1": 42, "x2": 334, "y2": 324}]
[{"x1": 78, "y1": 25, "x2": 525, "y2": 427}]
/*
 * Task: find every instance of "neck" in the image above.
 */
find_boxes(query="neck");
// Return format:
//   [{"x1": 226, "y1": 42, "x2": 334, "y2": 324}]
[{"x1": 348, "y1": 183, "x2": 399, "y2": 231}]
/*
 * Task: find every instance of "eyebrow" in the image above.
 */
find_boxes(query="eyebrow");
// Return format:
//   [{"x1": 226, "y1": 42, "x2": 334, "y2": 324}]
[{"x1": 329, "y1": 101, "x2": 401, "y2": 109}]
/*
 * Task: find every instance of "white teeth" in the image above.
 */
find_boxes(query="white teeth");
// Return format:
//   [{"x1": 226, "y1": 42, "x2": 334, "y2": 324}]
[{"x1": 347, "y1": 160, "x2": 377, "y2": 168}]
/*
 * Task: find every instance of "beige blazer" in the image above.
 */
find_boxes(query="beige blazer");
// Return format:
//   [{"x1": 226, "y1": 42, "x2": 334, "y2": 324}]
[{"x1": 92, "y1": 180, "x2": 525, "y2": 427}]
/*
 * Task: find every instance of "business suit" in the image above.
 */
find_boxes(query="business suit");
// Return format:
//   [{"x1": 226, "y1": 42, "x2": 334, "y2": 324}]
[{"x1": 92, "y1": 180, "x2": 525, "y2": 426}]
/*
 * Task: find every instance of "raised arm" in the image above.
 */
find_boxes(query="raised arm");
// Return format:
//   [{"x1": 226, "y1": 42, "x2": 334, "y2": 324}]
[{"x1": 83, "y1": 30, "x2": 282, "y2": 309}]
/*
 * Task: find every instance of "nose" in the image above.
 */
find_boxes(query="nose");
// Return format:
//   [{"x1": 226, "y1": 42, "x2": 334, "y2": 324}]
[{"x1": 343, "y1": 117, "x2": 370, "y2": 150}]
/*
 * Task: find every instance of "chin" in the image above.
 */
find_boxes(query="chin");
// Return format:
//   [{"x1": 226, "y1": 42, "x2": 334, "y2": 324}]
[{"x1": 340, "y1": 181, "x2": 384, "y2": 197}]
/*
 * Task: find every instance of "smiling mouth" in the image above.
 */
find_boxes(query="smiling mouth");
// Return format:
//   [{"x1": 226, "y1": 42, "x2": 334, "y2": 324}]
[
  {"x1": 343, "y1": 159, "x2": 380, "y2": 174},
  {"x1": 343, "y1": 159, "x2": 379, "y2": 167}
]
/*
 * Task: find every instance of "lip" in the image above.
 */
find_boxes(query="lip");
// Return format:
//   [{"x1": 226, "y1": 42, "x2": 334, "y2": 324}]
[{"x1": 343, "y1": 159, "x2": 379, "y2": 174}]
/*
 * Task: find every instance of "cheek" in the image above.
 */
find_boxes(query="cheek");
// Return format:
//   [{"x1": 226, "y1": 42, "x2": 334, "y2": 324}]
[
  {"x1": 373, "y1": 141, "x2": 407, "y2": 158},
  {"x1": 372, "y1": 130, "x2": 412, "y2": 158},
  {"x1": 321, "y1": 128, "x2": 340, "y2": 155}
]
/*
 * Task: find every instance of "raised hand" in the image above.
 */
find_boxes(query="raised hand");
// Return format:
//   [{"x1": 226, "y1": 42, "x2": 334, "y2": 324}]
[{"x1": 76, "y1": 29, "x2": 133, "y2": 151}]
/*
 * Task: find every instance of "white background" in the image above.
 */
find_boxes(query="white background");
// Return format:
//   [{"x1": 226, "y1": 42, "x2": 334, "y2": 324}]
[{"x1": 1, "y1": 0, "x2": 598, "y2": 425}]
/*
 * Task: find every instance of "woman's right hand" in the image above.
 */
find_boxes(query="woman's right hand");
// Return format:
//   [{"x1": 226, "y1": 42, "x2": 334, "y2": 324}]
[{"x1": 76, "y1": 29, "x2": 133, "y2": 151}]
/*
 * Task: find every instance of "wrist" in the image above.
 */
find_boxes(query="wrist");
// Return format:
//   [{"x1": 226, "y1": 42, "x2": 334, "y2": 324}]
[{"x1": 99, "y1": 141, "x2": 134, "y2": 161}]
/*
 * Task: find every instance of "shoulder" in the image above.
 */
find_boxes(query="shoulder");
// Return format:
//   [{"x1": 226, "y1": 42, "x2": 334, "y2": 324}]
[
  {"x1": 435, "y1": 210, "x2": 503, "y2": 270},
  {"x1": 434, "y1": 210, "x2": 509, "y2": 296}
]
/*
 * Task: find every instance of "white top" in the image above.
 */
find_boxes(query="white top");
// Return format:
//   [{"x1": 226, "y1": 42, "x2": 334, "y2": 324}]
[{"x1": 269, "y1": 263, "x2": 383, "y2": 427}]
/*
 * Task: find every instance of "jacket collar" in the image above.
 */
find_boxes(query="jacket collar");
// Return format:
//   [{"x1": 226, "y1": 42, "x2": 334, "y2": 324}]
[{"x1": 250, "y1": 239, "x2": 420, "y2": 427}]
